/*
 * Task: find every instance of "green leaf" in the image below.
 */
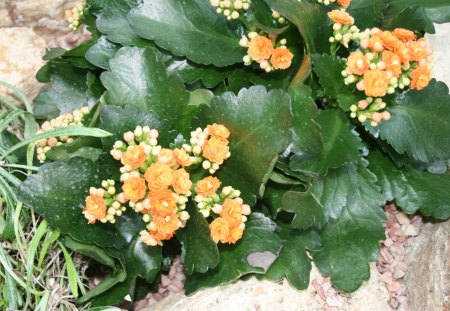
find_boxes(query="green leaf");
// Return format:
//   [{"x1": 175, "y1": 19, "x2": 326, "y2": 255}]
[
  {"x1": 368, "y1": 150, "x2": 450, "y2": 219},
  {"x1": 59, "y1": 242, "x2": 80, "y2": 298},
  {"x1": 179, "y1": 204, "x2": 219, "y2": 274},
  {"x1": 86, "y1": 36, "x2": 119, "y2": 70},
  {"x1": 64, "y1": 236, "x2": 116, "y2": 269},
  {"x1": 264, "y1": 0, "x2": 331, "y2": 54},
  {"x1": 312, "y1": 164, "x2": 359, "y2": 220},
  {"x1": 290, "y1": 110, "x2": 364, "y2": 175},
  {"x1": 198, "y1": 86, "x2": 293, "y2": 204},
  {"x1": 184, "y1": 213, "x2": 283, "y2": 295},
  {"x1": 313, "y1": 166, "x2": 386, "y2": 293},
  {"x1": 378, "y1": 80, "x2": 450, "y2": 163},
  {"x1": 382, "y1": 6, "x2": 435, "y2": 33},
  {"x1": 166, "y1": 59, "x2": 234, "y2": 88},
  {"x1": 347, "y1": 0, "x2": 388, "y2": 29},
  {"x1": 383, "y1": 0, "x2": 450, "y2": 24},
  {"x1": 290, "y1": 84, "x2": 323, "y2": 160},
  {"x1": 45, "y1": 137, "x2": 103, "y2": 162},
  {"x1": 280, "y1": 190, "x2": 325, "y2": 230},
  {"x1": 19, "y1": 158, "x2": 123, "y2": 248},
  {"x1": 311, "y1": 54, "x2": 346, "y2": 100},
  {"x1": 33, "y1": 64, "x2": 89, "y2": 119},
  {"x1": 89, "y1": 0, "x2": 147, "y2": 46},
  {"x1": 100, "y1": 47, "x2": 196, "y2": 140},
  {"x1": 128, "y1": 0, "x2": 245, "y2": 66},
  {"x1": 264, "y1": 226, "x2": 321, "y2": 290}
]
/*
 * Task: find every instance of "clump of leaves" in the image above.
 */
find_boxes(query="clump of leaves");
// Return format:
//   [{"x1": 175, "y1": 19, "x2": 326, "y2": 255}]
[{"x1": 17, "y1": 0, "x2": 450, "y2": 307}]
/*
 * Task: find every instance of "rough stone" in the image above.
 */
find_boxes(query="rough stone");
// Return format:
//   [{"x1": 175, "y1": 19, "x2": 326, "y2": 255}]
[
  {"x1": 426, "y1": 23, "x2": 450, "y2": 86},
  {"x1": 148, "y1": 264, "x2": 392, "y2": 311},
  {"x1": 405, "y1": 220, "x2": 450, "y2": 311},
  {"x1": 0, "y1": 27, "x2": 46, "y2": 101}
]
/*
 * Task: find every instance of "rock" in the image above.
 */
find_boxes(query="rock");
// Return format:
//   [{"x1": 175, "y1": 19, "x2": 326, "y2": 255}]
[
  {"x1": 147, "y1": 264, "x2": 392, "y2": 311},
  {"x1": 0, "y1": 27, "x2": 46, "y2": 101},
  {"x1": 404, "y1": 220, "x2": 450, "y2": 311},
  {"x1": 427, "y1": 23, "x2": 450, "y2": 86}
]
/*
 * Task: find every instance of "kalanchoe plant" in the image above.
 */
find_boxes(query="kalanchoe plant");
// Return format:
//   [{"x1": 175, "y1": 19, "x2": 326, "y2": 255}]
[{"x1": 18, "y1": 0, "x2": 450, "y2": 306}]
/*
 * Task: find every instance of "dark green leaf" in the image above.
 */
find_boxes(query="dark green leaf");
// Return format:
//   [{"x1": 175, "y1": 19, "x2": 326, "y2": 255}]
[
  {"x1": 313, "y1": 166, "x2": 386, "y2": 293},
  {"x1": 368, "y1": 150, "x2": 450, "y2": 219},
  {"x1": 128, "y1": 0, "x2": 245, "y2": 66},
  {"x1": 89, "y1": 0, "x2": 147, "y2": 46},
  {"x1": 264, "y1": 0, "x2": 331, "y2": 54},
  {"x1": 290, "y1": 110, "x2": 364, "y2": 175},
  {"x1": 311, "y1": 54, "x2": 346, "y2": 100},
  {"x1": 347, "y1": 0, "x2": 388, "y2": 29},
  {"x1": 86, "y1": 36, "x2": 119, "y2": 70},
  {"x1": 264, "y1": 226, "x2": 321, "y2": 290},
  {"x1": 382, "y1": 6, "x2": 435, "y2": 33},
  {"x1": 46, "y1": 137, "x2": 103, "y2": 162},
  {"x1": 184, "y1": 213, "x2": 283, "y2": 294},
  {"x1": 383, "y1": 0, "x2": 450, "y2": 24},
  {"x1": 179, "y1": 204, "x2": 219, "y2": 274},
  {"x1": 198, "y1": 86, "x2": 293, "y2": 204},
  {"x1": 280, "y1": 190, "x2": 325, "y2": 230},
  {"x1": 378, "y1": 80, "x2": 450, "y2": 163}
]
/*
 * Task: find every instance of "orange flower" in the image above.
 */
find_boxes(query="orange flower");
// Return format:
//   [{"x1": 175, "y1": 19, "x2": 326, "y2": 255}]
[
  {"x1": 363, "y1": 69, "x2": 389, "y2": 97},
  {"x1": 393, "y1": 28, "x2": 417, "y2": 42},
  {"x1": 337, "y1": 0, "x2": 351, "y2": 7},
  {"x1": 207, "y1": 124, "x2": 230, "y2": 140},
  {"x1": 83, "y1": 194, "x2": 106, "y2": 224},
  {"x1": 140, "y1": 230, "x2": 158, "y2": 246},
  {"x1": 149, "y1": 188, "x2": 177, "y2": 216},
  {"x1": 380, "y1": 31, "x2": 401, "y2": 51},
  {"x1": 158, "y1": 148, "x2": 176, "y2": 166},
  {"x1": 151, "y1": 214, "x2": 180, "y2": 241},
  {"x1": 247, "y1": 35, "x2": 274, "y2": 61},
  {"x1": 173, "y1": 148, "x2": 192, "y2": 167},
  {"x1": 210, "y1": 217, "x2": 230, "y2": 244},
  {"x1": 327, "y1": 10, "x2": 354, "y2": 25},
  {"x1": 346, "y1": 51, "x2": 369, "y2": 76},
  {"x1": 368, "y1": 35, "x2": 384, "y2": 52},
  {"x1": 202, "y1": 137, "x2": 230, "y2": 164},
  {"x1": 270, "y1": 47, "x2": 294, "y2": 70},
  {"x1": 220, "y1": 199, "x2": 242, "y2": 228},
  {"x1": 225, "y1": 226, "x2": 244, "y2": 244},
  {"x1": 145, "y1": 162, "x2": 173, "y2": 190},
  {"x1": 382, "y1": 51, "x2": 402, "y2": 78},
  {"x1": 195, "y1": 176, "x2": 221, "y2": 197},
  {"x1": 172, "y1": 169, "x2": 192, "y2": 195},
  {"x1": 409, "y1": 41, "x2": 427, "y2": 62},
  {"x1": 122, "y1": 176, "x2": 147, "y2": 202},
  {"x1": 122, "y1": 145, "x2": 147, "y2": 170},
  {"x1": 410, "y1": 66, "x2": 431, "y2": 90},
  {"x1": 394, "y1": 43, "x2": 411, "y2": 64}
]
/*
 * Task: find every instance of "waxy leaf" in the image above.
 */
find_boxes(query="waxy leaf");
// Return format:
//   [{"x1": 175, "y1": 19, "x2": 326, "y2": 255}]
[
  {"x1": 184, "y1": 213, "x2": 282, "y2": 294},
  {"x1": 280, "y1": 190, "x2": 325, "y2": 230},
  {"x1": 369, "y1": 150, "x2": 450, "y2": 219},
  {"x1": 383, "y1": 0, "x2": 450, "y2": 25},
  {"x1": 378, "y1": 80, "x2": 450, "y2": 163},
  {"x1": 198, "y1": 86, "x2": 293, "y2": 204},
  {"x1": 311, "y1": 54, "x2": 346, "y2": 100},
  {"x1": 347, "y1": 0, "x2": 387, "y2": 29},
  {"x1": 313, "y1": 167, "x2": 386, "y2": 292},
  {"x1": 128, "y1": 0, "x2": 245, "y2": 67},
  {"x1": 86, "y1": 36, "x2": 119, "y2": 70},
  {"x1": 290, "y1": 110, "x2": 364, "y2": 175},
  {"x1": 179, "y1": 205, "x2": 220, "y2": 274},
  {"x1": 264, "y1": 226, "x2": 322, "y2": 290}
]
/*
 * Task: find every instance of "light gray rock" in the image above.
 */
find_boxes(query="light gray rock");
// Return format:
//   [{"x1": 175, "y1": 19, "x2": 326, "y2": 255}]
[
  {"x1": 426, "y1": 23, "x2": 450, "y2": 86},
  {"x1": 148, "y1": 264, "x2": 392, "y2": 311},
  {"x1": 405, "y1": 221, "x2": 450, "y2": 311}
]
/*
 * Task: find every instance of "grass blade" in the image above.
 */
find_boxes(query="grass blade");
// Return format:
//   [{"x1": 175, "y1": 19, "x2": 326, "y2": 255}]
[{"x1": 58, "y1": 241, "x2": 79, "y2": 298}]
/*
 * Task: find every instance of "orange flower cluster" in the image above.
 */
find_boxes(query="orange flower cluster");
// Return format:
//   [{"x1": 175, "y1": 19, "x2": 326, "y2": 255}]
[
  {"x1": 82, "y1": 124, "x2": 251, "y2": 246},
  {"x1": 65, "y1": 2, "x2": 85, "y2": 30},
  {"x1": 318, "y1": 0, "x2": 351, "y2": 7},
  {"x1": 36, "y1": 106, "x2": 90, "y2": 163},
  {"x1": 240, "y1": 32, "x2": 294, "y2": 72},
  {"x1": 210, "y1": 0, "x2": 250, "y2": 20}
]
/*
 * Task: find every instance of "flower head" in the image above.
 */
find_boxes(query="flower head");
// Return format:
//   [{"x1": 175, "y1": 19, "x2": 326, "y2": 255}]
[
  {"x1": 210, "y1": 217, "x2": 230, "y2": 243},
  {"x1": 271, "y1": 47, "x2": 294, "y2": 70},
  {"x1": 172, "y1": 169, "x2": 192, "y2": 195},
  {"x1": 220, "y1": 198, "x2": 243, "y2": 228},
  {"x1": 346, "y1": 51, "x2": 369, "y2": 76},
  {"x1": 195, "y1": 176, "x2": 221, "y2": 197},
  {"x1": 327, "y1": 10, "x2": 354, "y2": 25},
  {"x1": 122, "y1": 145, "x2": 147, "y2": 170},
  {"x1": 150, "y1": 214, "x2": 180, "y2": 241},
  {"x1": 248, "y1": 35, "x2": 274, "y2": 62},
  {"x1": 145, "y1": 162, "x2": 173, "y2": 190},
  {"x1": 202, "y1": 137, "x2": 230, "y2": 164},
  {"x1": 337, "y1": 0, "x2": 351, "y2": 7},
  {"x1": 83, "y1": 194, "x2": 106, "y2": 224},
  {"x1": 393, "y1": 28, "x2": 417, "y2": 42},
  {"x1": 173, "y1": 148, "x2": 193, "y2": 167},
  {"x1": 207, "y1": 123, "x2": 230, "y2": 140},
  {"x1": 122, "y1": 176, "x2": 147, "y2": 202},
  {"x1": 149, "y1": 188, "x2": 177, "y2": 216},
  {"x1": 410, "y1": 66, "x2": 431, "y2": 90},
  {"x1": 363, "y1": 69, "x2": 389, "y2": 97}
]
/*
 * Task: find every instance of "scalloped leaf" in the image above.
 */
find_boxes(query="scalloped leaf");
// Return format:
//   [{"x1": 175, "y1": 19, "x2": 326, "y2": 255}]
[
  {"x1": 280, "y1": 191, "x2": 325, "y2": 230},
  {"x1": 312, "y1": 166, "x2": 386, "y2": 293},
  {"x1": 85, "y1": 36, "x2": 119, "y2": 70},
  {"x1": 311, "y1": 54, "x2": 346, "y2": 100},
  {"x1": 263, "y1": 226, "x2": 322, "y2": 290},
  {"x1": 383, "y1": 0, "x2": 450, "y2": 25},
  {"x1": 378, "y1": 80, "x2": 450, "y2": 163},
  {"x1": 290, "y1": 110, "x2": 364, "y2": 175},
  {"x1": 347, "y1": 0, "x2": 388, "y2": 29},
  {"x1": 197, "y1": 86, "x2": 293, "y2": 204},
  {"x1": 368, "y1": 150, "x2": 450, "y2": 219},
  {"x1": 184, "y1": 213, "x2": 283, "y2": 295},
  {"x1": 178, "y1": 204, "x2": 220, "y2": 275},
  {"x1": 128, "y1": 0, "x2": 245, "y2": 67}
]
